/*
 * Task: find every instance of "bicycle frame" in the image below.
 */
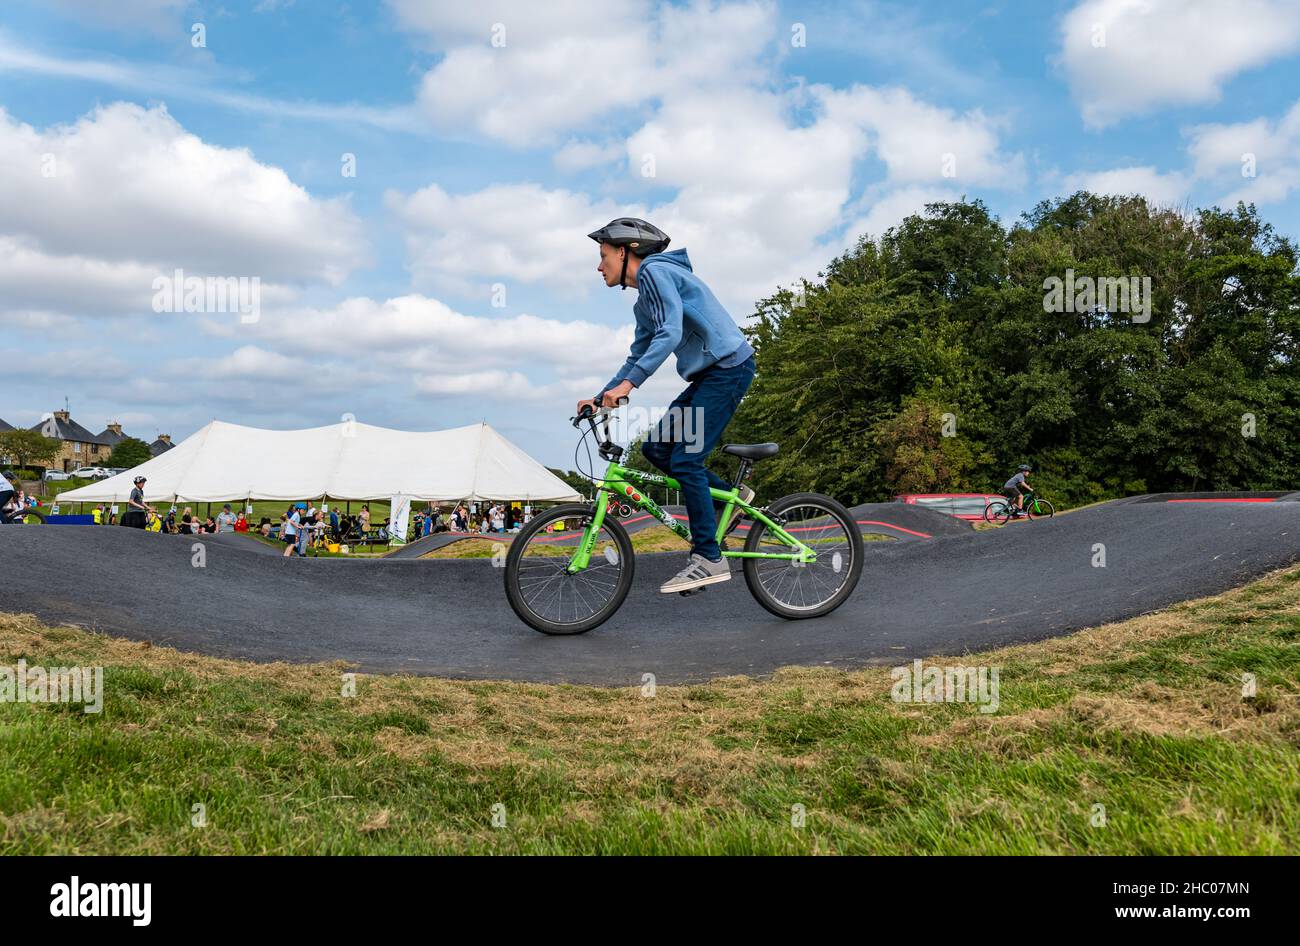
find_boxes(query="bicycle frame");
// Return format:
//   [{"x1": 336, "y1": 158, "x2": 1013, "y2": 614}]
[{"x1": 564, "y1": 460, "x2": 816, "y2": 573}]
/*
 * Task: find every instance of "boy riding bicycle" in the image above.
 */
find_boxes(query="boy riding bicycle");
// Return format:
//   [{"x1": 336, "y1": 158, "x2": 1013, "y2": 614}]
[
  {"x1": 1002, "y1": 464, "x2": 1034, "y2": 518},
  {"x1": 577, "y1": 218, "x2": 756, "y2": 594}
]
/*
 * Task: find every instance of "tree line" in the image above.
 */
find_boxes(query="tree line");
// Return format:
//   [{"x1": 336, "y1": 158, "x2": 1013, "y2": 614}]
[{"x1": 721, "y1": 193, "x2": 1300, "y2": 508}]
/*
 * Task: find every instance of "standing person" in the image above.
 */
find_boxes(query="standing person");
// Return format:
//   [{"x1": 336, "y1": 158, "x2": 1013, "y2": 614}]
[
  {"x1": 282, "y1": 504, "x2": 300, "y2": 557},
  {"x1": 124, "y1": 476, "x2": 152, "y2": 529},
  {"x1": 216, "y1": 503, "x2": 237, "y2": 533},
  {"x1": 296, "y1": 507, "x2": 312, "y2": 557},
  {"x1": 579, "y1": 217, "x2": 756, "y2": 593},
  {"x1": 91, "y1": 504, "x2": 104, "y2": 525},
  {"x1": 359, "y1": 504, "x2": 371, "y2": 536},
  {"x1": 180, "y1": 507, "x2": 195, "y2": 534}
]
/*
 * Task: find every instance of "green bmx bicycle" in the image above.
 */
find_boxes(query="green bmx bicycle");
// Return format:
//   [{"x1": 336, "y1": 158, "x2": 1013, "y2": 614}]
[
  {"x1": 983, "y1": 489, "x2": 1055, "y2": 524},
  {"x1": 503, "y1": 404, "x2": 865, "y2": 635}
]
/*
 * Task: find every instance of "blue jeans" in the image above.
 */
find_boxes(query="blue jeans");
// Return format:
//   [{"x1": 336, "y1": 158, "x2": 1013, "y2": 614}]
[{"x1": 641, "y1": 355, "x2": 755, "y2": 560}]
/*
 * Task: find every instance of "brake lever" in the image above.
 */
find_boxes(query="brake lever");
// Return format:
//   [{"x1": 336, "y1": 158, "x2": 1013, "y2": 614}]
[{"x1": 570, "y1": 397, "x2": 628, "y2": 428}]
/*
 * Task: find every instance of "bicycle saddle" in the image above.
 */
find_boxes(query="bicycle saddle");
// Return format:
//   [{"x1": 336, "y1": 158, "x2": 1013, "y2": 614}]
[{"x1": 722, "y1": 443, "x2": 779, "y2": 460}]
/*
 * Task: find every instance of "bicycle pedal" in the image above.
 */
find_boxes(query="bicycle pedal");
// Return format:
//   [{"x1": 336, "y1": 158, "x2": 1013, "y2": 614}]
[{"x1": 678, "y1": 588, "x2": 708, "y2": 597}]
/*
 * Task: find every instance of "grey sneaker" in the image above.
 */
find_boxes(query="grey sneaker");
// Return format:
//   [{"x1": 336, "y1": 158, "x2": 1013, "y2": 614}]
[{"x1": 660, "y1": 553, "x2": 731, "y2": 594}]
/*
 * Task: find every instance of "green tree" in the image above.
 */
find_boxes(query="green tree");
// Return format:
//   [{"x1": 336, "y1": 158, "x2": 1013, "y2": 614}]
[
  {"x1": 0, "y1": 429, "x2": 61, "y2": 475},
  {"x1": 109, "y1": 437, "x2": 152, "y2": 469},
  {"x1": 726, "y1": 194, "x2": 1300, "y2": 508}
]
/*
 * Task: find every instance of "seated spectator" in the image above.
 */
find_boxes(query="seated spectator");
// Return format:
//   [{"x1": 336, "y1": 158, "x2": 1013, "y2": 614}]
[
  {"x1": 234, "y1": 511, "x2": 249, "y2": 532},
  {"x1": 217, "y1": 503, "x2": 237, "y2": 533}
]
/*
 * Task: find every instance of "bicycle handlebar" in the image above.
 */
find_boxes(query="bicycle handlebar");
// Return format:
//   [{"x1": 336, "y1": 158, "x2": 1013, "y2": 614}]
[{"x1": 571, "y1": 397, "x2": 627, "y2": 428}]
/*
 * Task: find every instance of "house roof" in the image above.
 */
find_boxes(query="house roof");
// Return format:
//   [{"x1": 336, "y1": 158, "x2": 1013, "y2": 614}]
[
  {"x1": 28, "y1": 415, "x2": 115, "y2": 446},
  {"x1": 149, "y1": 438, "x2": 174, "y2": 455},
  {"x1": 98, "y1": 427, "x2": 128, "y2": 446}
]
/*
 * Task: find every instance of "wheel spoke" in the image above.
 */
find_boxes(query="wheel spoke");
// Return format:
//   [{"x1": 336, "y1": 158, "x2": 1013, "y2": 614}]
[{"x1": 750, "y1": 502, "x2": 856, "y2": 612}]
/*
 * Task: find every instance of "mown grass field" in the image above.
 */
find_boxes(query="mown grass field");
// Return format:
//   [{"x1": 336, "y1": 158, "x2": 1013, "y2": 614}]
[{"x1": 0, "y1": 566, "x2": 1296, "y2": 854}]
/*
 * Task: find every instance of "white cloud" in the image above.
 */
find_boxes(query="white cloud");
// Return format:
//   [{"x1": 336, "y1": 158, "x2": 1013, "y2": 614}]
[
  {"x1": 197, "y1": 291, "x2": 698, "y2": 410},
  {"x1": 0, "y1": 103, "x2": 365, "y2": 322},
  {"x1": 397, "y1": 0, "x2": 656, "y2": 145},
  {"x1": 0, "y1": 37, "x2": 423, "y2": 134},
  {"x1": 388, "y1": 69, "x2": 1024, "y2": 314},
  {"x1": 393, "y1": 0, "x2": 780, "y2": 146},
  {"x1": 1061, "y1": 165, "x2": 1192, "y2": 205},
  {"x1": 552, "y1": 139, "x2": 626, "y2": 173},
  {"x1": 42, "y1": 0, "x2": 188, "y2": 34},
  {"x1": 841, "y1": 186, "x2": 964, "y2": 243},
  {"x1": 386, "y1": 183, "x2": 630, "y2": 297},
  {"x1": 1058, "y1": 0, "x2": 1300, "y2": 128},
  {"x1": 0, "y1": 103, "x2": 366, "y2": 285},
  {"x1": 1187, "y1": 101, "x2": 1300, "y2": 205},
  {"x1": 213, "y1": 294, "x2": 633, "y2": 373},
  {"x1": 820, "y1": 85, "x2": 1023, "y2": 187}
]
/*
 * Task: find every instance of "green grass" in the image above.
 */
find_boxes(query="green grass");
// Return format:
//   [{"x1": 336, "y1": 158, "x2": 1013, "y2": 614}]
[{"x1": 0, "y1": 567, "x2": 1296, "y2": 854}]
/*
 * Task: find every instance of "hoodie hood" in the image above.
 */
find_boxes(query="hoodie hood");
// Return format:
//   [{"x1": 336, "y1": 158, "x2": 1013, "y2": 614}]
[{"x1": 645, "y1": 247, "x2": 692, "y2": 273}]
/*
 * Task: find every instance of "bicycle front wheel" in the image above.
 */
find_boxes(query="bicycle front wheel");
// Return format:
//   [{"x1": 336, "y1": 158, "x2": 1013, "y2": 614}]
[
  {"x1": 741, "y1": 492, "x2": 863, "y2": 620},
  {"x1": 1026, "y1": 498, "x2": 1054, "y2": 520},
  {"x1": 504, "y1": 503, "x2": 634, "y2": 635}
]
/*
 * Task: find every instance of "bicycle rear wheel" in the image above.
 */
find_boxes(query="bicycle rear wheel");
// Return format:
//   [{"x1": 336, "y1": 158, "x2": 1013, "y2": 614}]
[
  {"x1": 741, "y1": 492, "x2": 863, "y2": 620},
  {"x1": 504, "y1": 503, "x2": 634, "y2": 635},
  {"x1": 983, "y1": 500, "x2": 1007, "y2": 523}
]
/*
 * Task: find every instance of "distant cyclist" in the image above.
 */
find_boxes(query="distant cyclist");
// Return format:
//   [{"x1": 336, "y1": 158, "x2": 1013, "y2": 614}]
[
  {"x1": 577, "y1": 217, "x2": 756, "y2": 594},
  {"x1": 1002, "y1": 464, "x2": 1034, "y2": 518}
]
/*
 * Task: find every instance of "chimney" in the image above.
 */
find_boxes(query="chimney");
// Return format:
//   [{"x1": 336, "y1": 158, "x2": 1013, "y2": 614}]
[
  {"x1": 159, "y1": 434, "x2": 172, "y2": 444},
  {"x1": 107, "y1": 422, "x2": 123, "y2": 435},
  {"x1": 53, "y1": 410, "x2": 70, "y2": 423}
]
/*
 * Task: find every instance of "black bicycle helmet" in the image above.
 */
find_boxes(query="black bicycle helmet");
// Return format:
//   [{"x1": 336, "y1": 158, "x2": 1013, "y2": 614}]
[{"x1": 588, "y1": 217, "x2": 671, "y2": 291}]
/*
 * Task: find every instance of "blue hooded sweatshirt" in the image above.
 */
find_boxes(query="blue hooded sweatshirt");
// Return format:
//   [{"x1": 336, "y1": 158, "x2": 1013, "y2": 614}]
[{"x1": 601, "y1": 248, "x2": 754, "y2": 395}]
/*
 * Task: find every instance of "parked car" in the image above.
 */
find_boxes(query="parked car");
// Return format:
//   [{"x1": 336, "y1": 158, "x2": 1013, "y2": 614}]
[
  {"x1": 68, "y1": 466, "x2": 112, "y2": 480},
  {"x1": 44, "y1": 469, "x2": 72, "y2": 481},
  {"x1": 894, "y1": 493, "x2": 1006, "y2": 521}
]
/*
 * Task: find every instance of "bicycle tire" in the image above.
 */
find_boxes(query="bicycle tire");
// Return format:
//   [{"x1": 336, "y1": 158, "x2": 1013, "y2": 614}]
[
  {"x1": 741, "y1": 492, "x2": 863, "y2": 620},
  {"x1": 4, "y1": 508, "x2": 45, "y2": 525},
  {"x1": 504, "y1": 503, "x2": 634, "y2": 635},
  {"x1": 983, "y1": 500, "x2": 1007, "y2": 523},
  {"x1": 1026, "y1": 498, "x2": 1054, "y2": 520}
]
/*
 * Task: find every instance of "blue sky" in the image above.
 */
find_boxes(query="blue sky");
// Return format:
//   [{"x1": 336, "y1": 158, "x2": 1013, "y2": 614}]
[{"x1": 2, "y1": 0, "x2": 1298, "y2": 468}]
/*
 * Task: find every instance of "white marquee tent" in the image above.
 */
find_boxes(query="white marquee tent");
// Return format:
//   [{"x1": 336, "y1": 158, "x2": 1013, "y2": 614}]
[{"x1": 58, "y1": 420, "x2": 582, "y2": 504}]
